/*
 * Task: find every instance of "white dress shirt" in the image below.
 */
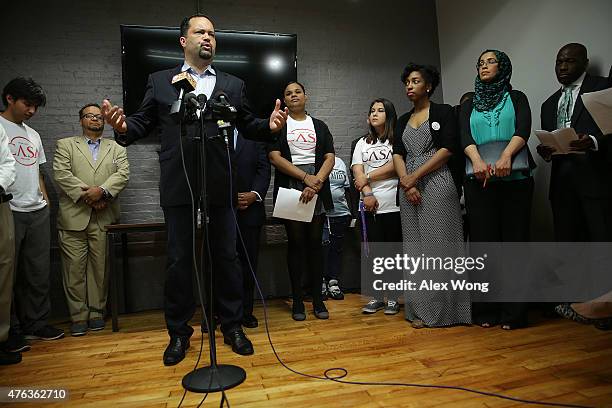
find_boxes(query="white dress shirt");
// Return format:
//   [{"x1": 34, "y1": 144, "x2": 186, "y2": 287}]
[{"x1": 181, "y1": 62, "x2": 216, "y2": 101}]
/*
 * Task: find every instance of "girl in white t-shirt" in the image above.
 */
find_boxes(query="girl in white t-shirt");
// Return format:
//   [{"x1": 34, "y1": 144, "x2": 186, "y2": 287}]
[
  {"x1": 268, "y1": 82, "x2": 336, "y2": 321},
  {"x1": 351, "y1": 98, "x2": 402, "y2": 315}
]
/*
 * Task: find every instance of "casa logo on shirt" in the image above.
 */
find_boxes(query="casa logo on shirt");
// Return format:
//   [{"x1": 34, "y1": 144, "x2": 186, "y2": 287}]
[
  {"x1": 361, "y1": 145, "x2": 392, "y2": 168},
  {"x1": 9, "y1": 136, "x2": 39, "y2": 166},
  {"x1": 287, "y1": 128, "x2": 316, "y2": 151}
]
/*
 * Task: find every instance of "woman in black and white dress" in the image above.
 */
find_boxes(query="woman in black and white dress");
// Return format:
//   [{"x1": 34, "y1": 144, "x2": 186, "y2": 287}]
[{"x1": 393, "y1": 63, "x2": 471, "y2": 328}]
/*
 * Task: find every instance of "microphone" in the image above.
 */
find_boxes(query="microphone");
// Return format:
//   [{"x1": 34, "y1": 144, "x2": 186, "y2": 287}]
[
  {"x1": 212, "y1": 91, "x2": 234, "y2": 109},
  {"x1": 210, "y1": 91, "x2": 238, "y2": 121},
  {"x1": 171, "y1": 71, "x2": 196, "y2": 93},
  {"x1": 197, "y1": 94, "x2": 208, "y2": 109},
  {"x1": 170, "y1": 72, "x2": 197, "y2": 119},
  {"x1": 184, "y1": 93, "x2": 207, "y2": 113},
  {"x1": 212, "y1": 89, "x2": 227, "y2": 100},
  {"x1": 184, "y1": 92, "x2": 199, "y2": 109}
]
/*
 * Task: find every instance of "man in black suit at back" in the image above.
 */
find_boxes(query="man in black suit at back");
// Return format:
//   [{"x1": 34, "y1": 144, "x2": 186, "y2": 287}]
[
  {"x1": 234, "y1": 130, "x2": 270, "y2": 328},
  {"x1": 101, "y1": 14, "x2": 288, "y2": 365},
  {"x1": 537, "y1": 43, "x2": 611, "y2": 242}
]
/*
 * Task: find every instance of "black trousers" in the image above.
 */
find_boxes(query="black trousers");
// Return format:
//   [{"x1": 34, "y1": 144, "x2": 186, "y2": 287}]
[
  {"x1": 284, "y1": 215, "x2": 325, "y2": 304},
  {"x1": 163, "y1": 205, "x2": 243, "y2": 337},
  {"x1": 464, "y1": 177, "x2": 534, "y2": 326},
  {"x1": 363, "y1": 211, "x2": 402, "y2": 243},
  {"x1": 236, "y1": 222, "x2": 262, "y2": 318},
  {"x1": 361, "y1": 211, "x2": 402, "y2": 301},
  {"x1": 551, "y1": 191, "x2": 611, "y2": 242}
]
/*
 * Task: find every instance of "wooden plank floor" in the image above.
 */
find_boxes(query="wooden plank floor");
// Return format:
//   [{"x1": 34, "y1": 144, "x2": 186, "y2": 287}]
[{"x1": 1, "y1": 294, "x2": 610, "y2": 407}]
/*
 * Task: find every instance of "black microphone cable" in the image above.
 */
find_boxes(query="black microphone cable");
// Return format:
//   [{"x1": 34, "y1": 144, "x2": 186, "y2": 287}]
[{"x1": 220, "y1": 138, "x2": 592, "y2": 408}]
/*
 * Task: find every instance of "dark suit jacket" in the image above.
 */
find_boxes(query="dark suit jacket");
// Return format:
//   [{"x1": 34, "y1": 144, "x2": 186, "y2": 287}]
[
  {"x1": 115, "y1": 64, "x2": 272, "y2": 207},
  {"x1": 235, "y1": 133, "x2": 270, "y2": 227},
  {"x1": 541, "y1": 73, "x2": 611, "y2": 199},
  {"x1": 394, "y1": 101, "x2": 464, "y2": 192}
]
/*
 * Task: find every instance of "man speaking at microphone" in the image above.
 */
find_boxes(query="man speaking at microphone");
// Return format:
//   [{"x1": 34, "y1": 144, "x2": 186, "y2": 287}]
[{"x1": 101, "y1": 14, "x2": 288, "y2": 365}]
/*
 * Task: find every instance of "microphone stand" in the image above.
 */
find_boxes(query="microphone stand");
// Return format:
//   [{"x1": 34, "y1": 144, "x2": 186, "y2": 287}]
[{"x1": 181, "y1": 97, "x2": 246, "y2": 394}]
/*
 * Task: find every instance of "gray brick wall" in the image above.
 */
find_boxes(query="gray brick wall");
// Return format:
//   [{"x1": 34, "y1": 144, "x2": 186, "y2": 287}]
[
  {"x1": 0, "y1": 1, "x2": 442, "y2": 314},
  {"x1": 1, "y1": 0, "x2": 441, "y2": 228}
]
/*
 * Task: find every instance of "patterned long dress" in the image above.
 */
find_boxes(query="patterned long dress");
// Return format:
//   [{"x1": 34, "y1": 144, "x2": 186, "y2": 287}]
[{"x1": 400, "y1": 121, "x2": 472, "y2": 326}]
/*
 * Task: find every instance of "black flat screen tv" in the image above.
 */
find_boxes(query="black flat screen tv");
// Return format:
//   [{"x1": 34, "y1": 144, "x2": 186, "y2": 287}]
[{"x1": 120, "y1": 25, "x2": 297, "y2": 120}]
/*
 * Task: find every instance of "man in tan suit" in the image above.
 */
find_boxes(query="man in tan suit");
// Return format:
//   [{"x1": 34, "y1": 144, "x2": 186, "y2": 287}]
[{"x1": 53, "y1": 103, "x2": 129, "y2": 336}]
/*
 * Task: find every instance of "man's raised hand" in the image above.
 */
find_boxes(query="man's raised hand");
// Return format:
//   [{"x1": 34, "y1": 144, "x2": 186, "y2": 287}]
[
  {"x1": 101, "y1": 99, "x2": 128, "y2": 133},
  {"x1": 269, "y1": 99, "x2": 289, "y2": 132}
]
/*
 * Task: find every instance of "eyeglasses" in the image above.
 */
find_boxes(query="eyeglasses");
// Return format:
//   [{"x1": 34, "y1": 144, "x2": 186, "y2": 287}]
[
  {"x1": 81, "y1": 113, "x2": 103, "y2": 121},
  {"x1": 477, "y1": 58, "x2": 498, "y2": 68}
]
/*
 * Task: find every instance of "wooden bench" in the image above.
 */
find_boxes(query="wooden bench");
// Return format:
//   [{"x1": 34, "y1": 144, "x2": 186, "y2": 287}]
[
  {"x1": 106, "y1": 222, "x2": 166, "y2": 332},
  {"x1": 105, "y1": 218, "x2": 285, "y2": 332}
]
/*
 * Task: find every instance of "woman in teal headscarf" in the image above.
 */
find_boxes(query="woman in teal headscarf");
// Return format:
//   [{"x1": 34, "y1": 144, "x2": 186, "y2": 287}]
[{"x1": 459, "y1": 49, "x2": 536, "y2": 330}]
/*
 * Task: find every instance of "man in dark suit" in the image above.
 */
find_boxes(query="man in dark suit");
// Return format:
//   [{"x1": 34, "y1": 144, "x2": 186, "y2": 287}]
[
  {"x1": 235, "y1": 131, "x2": 270, "y2": 328},
  {"x1": 101, "y1": 14, "x2": 287, "y2": 365},
  {"x1": 537, "y1": 43, "x2": 611, "y2": 242}
]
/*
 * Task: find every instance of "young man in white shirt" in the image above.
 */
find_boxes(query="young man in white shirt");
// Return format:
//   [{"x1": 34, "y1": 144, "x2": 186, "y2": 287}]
[{"x1": 1, "y1": 78, "x2": 64, "y2": 355}]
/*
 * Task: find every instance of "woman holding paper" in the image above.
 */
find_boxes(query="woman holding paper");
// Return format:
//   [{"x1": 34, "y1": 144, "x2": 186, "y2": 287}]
[
  {"x1": 352, "y1": 98, "x2": 402, "y2": 315},
  {"x1": 268, "y1": 81, "x2": 335, "y2": 321},
  {"x1": 392, "y1": 63, "x2": 471, "y2": 328},
  {"x1": 459, "y1": 49, "x2": 536, "y2": 330}
]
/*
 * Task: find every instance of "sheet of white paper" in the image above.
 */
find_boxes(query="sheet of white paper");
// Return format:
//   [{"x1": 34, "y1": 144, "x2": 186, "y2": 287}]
[
  {"x1": 535, "y1": 128, "x2": 581, "y2": 155},
  {"x1": 272, "y1": 187, "x2": 317, "y2": 222},
  {"x1": 582, "y1": 87, "x2": 612, "y2": 135}
]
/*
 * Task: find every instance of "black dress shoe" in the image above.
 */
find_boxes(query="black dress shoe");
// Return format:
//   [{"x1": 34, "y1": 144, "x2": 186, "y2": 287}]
[
  {"x1": 0, "y1": 350, "x2": 22, "y2": 365},
  {"x1": 223, "y1": 330, "x2": 254, "y2": 355},
  {"x1": 242, "y1": 315, "x2": 258, "y2": 328},
  {"x1": 163, "y1": 336, "x2": 190, "y2": 366},
  {"x1": 3, "y1": 333, "x2": 30, "y2": 352},
  {"x1": 292, "y1": 301, "x2": 306, "y2": 321},
  {"x1": 313, "y1": 301, "x2": 329, "y2": 320},
  {"x1": 594, "y1": 318, "x2": 612, "y2": 331}
]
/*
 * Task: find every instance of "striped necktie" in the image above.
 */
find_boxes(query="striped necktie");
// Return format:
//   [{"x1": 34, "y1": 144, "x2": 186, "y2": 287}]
[{"x1": 556, "y1": 85, "x2": 577, "y2": 129}]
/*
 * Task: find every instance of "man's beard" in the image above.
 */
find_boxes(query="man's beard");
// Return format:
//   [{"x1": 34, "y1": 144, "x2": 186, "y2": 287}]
[
  {"x1": 198, "y1": 48, "x2": 214, "y2": 60},
  {"x1": 87, "y1": 124, "x2": 104, "y2": 132}
]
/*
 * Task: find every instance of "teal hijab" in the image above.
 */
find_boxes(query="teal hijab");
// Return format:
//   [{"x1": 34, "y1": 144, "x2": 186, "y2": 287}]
[{"x1": 473, "y1": 49, "x2": 512, "y2": 112}]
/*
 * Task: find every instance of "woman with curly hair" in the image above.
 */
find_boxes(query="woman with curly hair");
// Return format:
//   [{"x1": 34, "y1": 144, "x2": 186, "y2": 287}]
[{"x1": 393, "y1": 63, "x2": 471, "y2": 328}]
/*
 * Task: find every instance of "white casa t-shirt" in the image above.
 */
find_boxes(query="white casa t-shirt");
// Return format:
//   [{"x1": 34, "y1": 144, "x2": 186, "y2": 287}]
[
  {"x1": 286, "y1": 115, "x2": 316, "y2": 165},
  {"x1": 0, "y1": 116, "x2": 47, "y2": 212},
  {"x1": 351, "y1": 137, "x2": 399, "y2": 214}
]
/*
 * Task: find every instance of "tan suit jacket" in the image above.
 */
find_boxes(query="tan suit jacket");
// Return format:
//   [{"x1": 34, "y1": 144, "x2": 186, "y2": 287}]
[{"x1": 53, "y1": 136, "x2": 129, "y2": 231}]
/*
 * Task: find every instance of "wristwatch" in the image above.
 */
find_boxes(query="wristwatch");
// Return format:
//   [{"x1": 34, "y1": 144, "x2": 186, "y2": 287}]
[
  {"x1": 363, "y1": 192, "x2": 375, "y2": 197},
  {"x1": 100, "y1": 186, "x2": 112, "y2": 201}
]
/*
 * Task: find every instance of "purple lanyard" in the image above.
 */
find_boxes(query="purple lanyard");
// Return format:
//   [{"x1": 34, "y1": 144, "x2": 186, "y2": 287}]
[{"x1": 359, "y1": 201, "x2": 369, "y2": 257}]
